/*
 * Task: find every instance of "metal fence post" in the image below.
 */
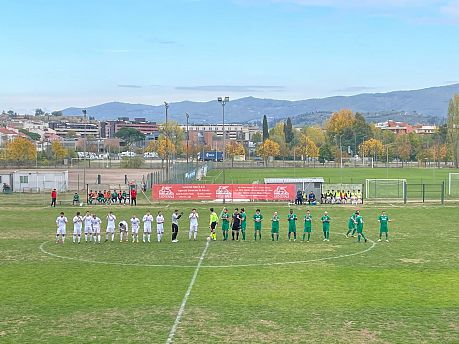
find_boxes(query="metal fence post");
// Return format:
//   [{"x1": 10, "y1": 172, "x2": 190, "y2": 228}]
[
  {"x1": 403, "y1": 181, "x2": 407, "y2": 204},
  {"x1": 422, "y1": 184, "x2": 425, "y2": 203},
  {"x1": 441, "y1": 181, "x2": 445, "y2": 205}
]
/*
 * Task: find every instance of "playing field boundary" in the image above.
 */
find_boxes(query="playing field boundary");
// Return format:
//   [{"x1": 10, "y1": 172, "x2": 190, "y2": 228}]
[{"x1": 39, "y1": 235, "x2": 377, "y2": 268}]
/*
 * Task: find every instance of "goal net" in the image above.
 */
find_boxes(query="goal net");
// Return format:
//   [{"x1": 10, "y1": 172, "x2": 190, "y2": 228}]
[
  {"x1": 365, "y1": 179, "x2": 406, "y2": 199},
  {"x1": 448, "y1": 173, "x2": 459, "y2": 196}
]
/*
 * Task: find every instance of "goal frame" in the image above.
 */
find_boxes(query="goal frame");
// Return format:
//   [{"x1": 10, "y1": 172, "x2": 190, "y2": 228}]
[
  {"x1": 365, "y1": 179, "x2": 407, "y2": 199},
  {"x1": 448, "y1": 173, "x2": 459, "y2": 196}
]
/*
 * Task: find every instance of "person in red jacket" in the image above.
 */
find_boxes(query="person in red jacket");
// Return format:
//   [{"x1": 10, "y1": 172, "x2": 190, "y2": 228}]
[
  {"x1": 130, "y1": 188, "x2": 137, "y2": 206},
  {"x1": 51, "y1": 189, "x2": 57, "y2": 207}
]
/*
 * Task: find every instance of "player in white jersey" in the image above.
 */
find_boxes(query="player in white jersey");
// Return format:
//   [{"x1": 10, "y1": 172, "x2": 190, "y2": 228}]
[
  {"x1": 142, "y1": 212, "x2": 153, "y2": 243},
  {"x1": 83, "y1": 211, "x2": 93, "y2": 242},
  {"x1": 188, "y1": 208, "x2": 199, "y2": 240},
  {"x1": 105, "y1": 211, "x2": 117, "y2": 242},
  {"x1": 119, "y1": 220, "x2": 129, "y2": 242},
  {"x1": 72, "y1": 211, "x2": 83, "y2": 244},
  {"x1": 91, "y1": 214, "x2": 102, "y2": 244},
  {"x1": 156, "y1": 211, "x2": 165, "y2": 242},
  {"x1": 130, "y1": 215, "x2": 140, "y2": 243},
  {"x1": 55, "y1": 212, "x2": 68, "y2": 244}
]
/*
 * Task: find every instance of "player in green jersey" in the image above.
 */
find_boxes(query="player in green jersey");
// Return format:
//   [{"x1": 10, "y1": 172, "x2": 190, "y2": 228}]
[
  {"x1": 240, "y1": 208, "x2": 247, "y2": 240},
  {"x1": 321, "y1": 211, "x2": 331, "y2": 241},
  {"x1": 355, "y1": 210, "x2": 367, "y2": 243},
  {"x1": 303, "y1": 209, "x2": 312, "y2": 242},
  {"x1": 220, "y1": 208, "x2": 230, "y2": 241},
  {"x1": 287, "y1": 209, "x2": 297, "y2": 241},
  {"x1": 253, "y1": 209, "x2": 263, "y2": 240},
  {"x1": 345, "y1": 212, "x2": 357, "y2": 238},
  {"x1": 378, "y1": 211, "x2": 391, "y2": 242},
  {"x1": 271, "y1": 211, "x2": 280, "y2": 241}
]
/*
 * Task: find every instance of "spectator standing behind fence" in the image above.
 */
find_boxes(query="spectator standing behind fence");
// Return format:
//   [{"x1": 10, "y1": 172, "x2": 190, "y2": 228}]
[
  {"x1": 51, "y1": 189, "x2": 57, "y2": 207},
  {"x1": 130, "y1": 188, "x2": 137, "y2": 206}
]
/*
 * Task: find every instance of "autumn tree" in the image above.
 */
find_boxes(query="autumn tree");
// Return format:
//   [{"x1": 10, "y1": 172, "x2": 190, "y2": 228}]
[
  {"x1": 447, "y1": 94, "x2": 459, "y2": 168},
  {"x1": 155, "y1": 136, "x2": 175, "y2": 168},
  {"x1": 225, "y1": 141, "x2": 245, "y2": 167},
  {"x1": 5, "y1": 137, "x2": 37, "y2": 165},
  {"x1": 51, "y1": 140, "x2": 68, "y2": 164},
  {"x1": 360, "y1": 138, "x2": 384, "y2": 160},
  {"x1": 301, "y1": 126, "x2": 325, "y2": 147},
  {"x1": 325, "y1": 109, "x2": 355, "y2": 138},
  {"x1": 295, "y1": 134, "x2": 319, "y2": 166},
  {"x1": 161, "y1": 121, "x2": 185, "y2": 156},
  {"x1": 395, "y1": 134, "x2": 411, "y2": 167},
  {"x1": 256, "y1": 139, "x2": 280, "y2": 166},
  {"x1": 269, "y1": 122, "x2": 289, "y2": 159}
]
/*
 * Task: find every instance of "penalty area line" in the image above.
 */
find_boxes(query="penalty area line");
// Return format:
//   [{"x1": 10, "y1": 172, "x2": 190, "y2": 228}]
[{"x1": 165, "y1": 240, "x2": 209, "y2": 344}]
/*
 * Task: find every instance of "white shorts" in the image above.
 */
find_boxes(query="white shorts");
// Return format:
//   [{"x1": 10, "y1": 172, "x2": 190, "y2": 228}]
[
  {"x1": 189, "y1": 225, "x2": 198, "y2": 232},
  {"x1": 84, "y1": 226, "x2": 92, "y2": 234},
  {"x1": 132, "y1": 227, "x2": 139, "y2": 234},
  {"x1": 73, "y1": 227, "x2": 82, "y2": 235},
  {"x1": 143, "y1": 227, "x2": 151, "y2": 233},
  {"x1": 56, "y1": 227, "x2": 66, "y2": 235},
  {"x1": 106, "y1": 226, "x2": 115, "y2": 233},
  {"x1": 92, "y1": 227, "x2": 101, "y2": 234}
]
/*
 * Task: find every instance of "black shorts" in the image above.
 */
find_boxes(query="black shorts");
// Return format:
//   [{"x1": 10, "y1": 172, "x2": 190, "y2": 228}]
[
  {"x1": 210, "y1": 222, "x2": 217, "y2": 230},
  {"x1": 232, "y1": 227, "x2": 240, "y2": 231},
  {"x1": 172, "y1": 224, "x2": 179, "y2": 232}
]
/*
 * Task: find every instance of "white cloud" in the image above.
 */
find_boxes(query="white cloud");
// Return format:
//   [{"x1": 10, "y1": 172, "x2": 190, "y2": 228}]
[{"x1": 441, "y1": 0, "x2": 459, "y2": 21}]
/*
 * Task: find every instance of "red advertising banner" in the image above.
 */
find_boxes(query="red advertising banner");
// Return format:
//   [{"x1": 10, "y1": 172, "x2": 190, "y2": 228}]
[{"x1": 152, "y1": 184, "x2": 296, "y2": 201}]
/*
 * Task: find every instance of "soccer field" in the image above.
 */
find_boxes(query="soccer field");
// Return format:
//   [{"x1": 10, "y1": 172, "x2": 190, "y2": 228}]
[{"x1": 1, "y1": 203, "x2": 458, "y2": 343}]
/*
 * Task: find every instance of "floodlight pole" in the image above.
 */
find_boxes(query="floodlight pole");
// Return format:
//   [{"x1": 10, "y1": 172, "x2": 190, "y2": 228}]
[
  {"x1": 82, "y1": 109, "x2": 87, "y2": 197},
  {"x1": 186, "y1": 112, "x2": 189, "y2": 171},
  {"x1": 218, "y1": 96, "x2": 229, "y2": 184},
  {"x1": 164, "y1": 101, "x2": 169, "y2": 179}
]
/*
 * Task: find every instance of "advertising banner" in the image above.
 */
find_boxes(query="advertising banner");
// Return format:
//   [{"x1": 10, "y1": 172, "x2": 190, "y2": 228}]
[{"x1": 152, "y1": 184, "x2": 295, "y2": 201}]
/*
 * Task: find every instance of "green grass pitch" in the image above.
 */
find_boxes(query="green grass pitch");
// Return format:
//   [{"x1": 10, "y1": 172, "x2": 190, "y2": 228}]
[{"x1": 1, "y1": 201, "x2": 458, "y2": 343}]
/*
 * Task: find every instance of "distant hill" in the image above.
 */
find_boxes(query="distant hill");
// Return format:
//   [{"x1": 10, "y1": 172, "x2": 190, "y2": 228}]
[{"x1": 62, "y1": 83, "x2": 459, "y2": 124}]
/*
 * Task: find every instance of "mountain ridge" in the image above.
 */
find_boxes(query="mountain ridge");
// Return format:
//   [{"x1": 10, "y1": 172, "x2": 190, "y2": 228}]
[{"x1": 61, "y1": 83, "x2": 459, "y2": 124}]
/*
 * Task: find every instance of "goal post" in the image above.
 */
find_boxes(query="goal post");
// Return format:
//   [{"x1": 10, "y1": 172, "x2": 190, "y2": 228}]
[
  {"x1": 365, "y1": 179, "x2": 407, "y2": 199},
  {"x1": 448, "y1": 173, "x2": 459, "y2": 196}
]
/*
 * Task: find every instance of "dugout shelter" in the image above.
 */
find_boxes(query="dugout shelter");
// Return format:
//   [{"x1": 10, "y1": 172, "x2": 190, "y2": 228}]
[{"x1": 264, "y1": 177, "x2": 324, "y2": 197}]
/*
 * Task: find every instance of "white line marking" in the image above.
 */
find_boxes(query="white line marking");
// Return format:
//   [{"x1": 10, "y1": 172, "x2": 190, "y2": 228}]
[
  {"x1": 166, "y1": 241, "x2": 209, "y2": 344},
  {"x1": 39, "y1": 235, "x2": 376, "y2": 268}
]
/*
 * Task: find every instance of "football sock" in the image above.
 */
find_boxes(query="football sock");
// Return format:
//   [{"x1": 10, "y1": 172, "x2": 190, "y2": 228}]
[
  {"x1": 236, "y1": 231, "x2": 239, "y2": 240},
  {"x1": 346, "y1": 230, "x2": 351, "y2": 236},
  {"x1": 302, "y1": 233, "x2": 305, "y2": 241},
  {"x1": 147, "y1": 234, "x2": 150, "y2": 242},
  {"x1": 242, "y1": 231, "x2": 246, "y2": 240},
  {"x1": 231, "y1": 232, "x2": 235, "y2": 240},
  {"x1": 326, "y1": 231, "x2": 330, "y2": 239},
  {"x1": 386, "y1": 233, "x2": 388, "y2": 239},
  {"x1": 294, "y1": 232, "x2": 297, "y2": 240},
  {"x1": 276, "y1": 234, "x2": 279, "y2": 241},
  {"x1": 272, "y1": 234, "x2": 275, "y2": 241},
  {"x1": 120, "y1": 232, "x2": 123, "y2": 241},
  {"x1": 307, "y1": 233, "x2": 310, "y2": 241},
  {"x1": 358, "y1": 234, "x2": 361, "y2": 242},
  {"x1": 77, "y1": 235, "x2": 81, "y2": 243},
  {"x1": 73, "y1": 235, "x2": 76, "y2": 243},
  {"x1": 97, "y1": 235, "x2": 101, "y2": 243},
  {"x1": 111, "y1": 233, "x2": 114, "y2": 241},
  {"x1": 254, "y1": 233, "x2": 257, "y2": 241},
  {"x1": 62, "y1": 236, "x2": 65, "y2": 243},
  {"x1": 211, "y1": 232, "x2": 216, "y2": 240},
  {"x1": 194, "y1": 232, "x2": 197, "y2": 240}
]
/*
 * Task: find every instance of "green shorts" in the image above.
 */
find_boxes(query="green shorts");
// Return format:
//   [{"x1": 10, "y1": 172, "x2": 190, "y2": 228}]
[
  {"x1": 380, "y1": 228, "x2": 388, "y2": 233},
  {"x1": 271, "y1": 228, "x2": 279, "y2": 234},
  {"x1": 303, "y1": 228, "x2": 311, "y2": 233}
]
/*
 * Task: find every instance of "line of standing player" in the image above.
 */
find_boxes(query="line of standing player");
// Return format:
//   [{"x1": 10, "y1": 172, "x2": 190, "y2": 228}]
[
  {"x1": 54, "y1": 209, "x2": 200, "y2": 244},
  {"x1": 54, "y1": 208, "x2": 392, "y2": 244}
]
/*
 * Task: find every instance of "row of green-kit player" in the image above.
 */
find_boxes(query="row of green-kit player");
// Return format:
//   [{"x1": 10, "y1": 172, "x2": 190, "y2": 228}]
[{"x1": 216, "y1": 209, "x2": 391, "y2": 243}]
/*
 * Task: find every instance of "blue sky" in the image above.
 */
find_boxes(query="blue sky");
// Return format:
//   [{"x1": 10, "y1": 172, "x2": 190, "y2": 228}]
[{"x1": 1, "y1": 0, "x2": 459, "y2": 112}]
